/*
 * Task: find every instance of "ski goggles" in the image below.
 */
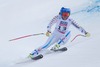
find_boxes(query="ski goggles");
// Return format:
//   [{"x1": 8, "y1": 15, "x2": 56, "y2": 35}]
[{"x1": 62, "y1": 12, "x2": 70, "y2": 17}]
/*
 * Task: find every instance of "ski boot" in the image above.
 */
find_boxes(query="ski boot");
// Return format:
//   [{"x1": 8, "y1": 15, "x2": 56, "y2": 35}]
[
  {"x1": 28, "y1": 49, "x2": 39, "y2": 58},
  {"x1": 28, "y1": 49, "x2": 43, "y2": 60},
  {"x1": 51, "y1": 44, "x2": 67, "y2": 52},
  {"x1": 51, "y1": 44, "x2": 60, "y2": 51}
]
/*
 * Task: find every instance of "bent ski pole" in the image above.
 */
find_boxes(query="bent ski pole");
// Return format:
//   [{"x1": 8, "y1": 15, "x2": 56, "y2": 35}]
[
  {"x1": 9, "y1": 33, "x2": 45, "y2": 41},
  {"x1": 71, "y1": 34, "x2": 86, "y2": 42}
]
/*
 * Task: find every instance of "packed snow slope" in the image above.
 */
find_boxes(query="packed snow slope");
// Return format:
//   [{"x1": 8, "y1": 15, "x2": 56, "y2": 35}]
[{"x1": 0, "y1": 0, "x2": 100, "y2": 67}]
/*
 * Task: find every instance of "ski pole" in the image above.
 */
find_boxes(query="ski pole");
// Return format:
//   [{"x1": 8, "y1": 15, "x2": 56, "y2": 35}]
[
  {"x1": 71, "y1": 34, "x2": 86, "y2": 42},
  {"x1": 9, "y1": 33, "x2": 45, "y2": 41}
]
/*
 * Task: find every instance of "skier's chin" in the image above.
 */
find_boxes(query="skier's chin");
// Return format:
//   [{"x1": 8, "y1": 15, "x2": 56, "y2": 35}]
[{"x1": 62, "y1": 17, "x2": 68, "y2": 20}]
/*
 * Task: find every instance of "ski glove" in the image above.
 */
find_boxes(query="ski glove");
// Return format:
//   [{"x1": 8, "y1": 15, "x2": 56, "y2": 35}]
[
  {"x1": 46, "y1": 31, "x2": 51, "y2": 37},
  {"x1": 85, "y1": 32, "x2": 91, "y2": 37}
]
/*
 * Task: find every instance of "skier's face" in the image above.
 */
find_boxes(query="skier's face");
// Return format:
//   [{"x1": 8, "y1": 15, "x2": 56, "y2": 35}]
[{"x1": 62, "y1": 12, "x2": 70, "y2": 20}]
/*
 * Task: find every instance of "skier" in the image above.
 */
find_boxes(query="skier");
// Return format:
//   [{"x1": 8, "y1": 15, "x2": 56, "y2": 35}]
[{"x1": 29, "y1": 7, "x2": 90, "y2": 58}]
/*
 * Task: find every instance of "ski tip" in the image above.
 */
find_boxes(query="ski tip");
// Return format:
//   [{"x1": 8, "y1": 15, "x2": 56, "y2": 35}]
[
  {"x1": 63, "y1": 47, "x2": 67, "y2": 51},
  {"x1": 39, "y1": 54, "x2": 43, "y2": 58},
  {"x1": 32, "y1": 54, "x2": 43, "y2": 60}
]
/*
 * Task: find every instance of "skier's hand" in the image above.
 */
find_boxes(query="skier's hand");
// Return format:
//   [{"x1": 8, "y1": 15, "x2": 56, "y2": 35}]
[
  {"x1": 46, "y1": 31, "x2": 51, "y2": 37},
  {"x1": 85, "y1": 32, "x2": 90, "y2": 37}
]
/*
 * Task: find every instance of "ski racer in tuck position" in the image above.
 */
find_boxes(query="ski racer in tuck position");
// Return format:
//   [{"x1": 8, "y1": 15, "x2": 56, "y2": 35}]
[{"x1": 29, "y1": 7, "x2": 90, "y2": 58}]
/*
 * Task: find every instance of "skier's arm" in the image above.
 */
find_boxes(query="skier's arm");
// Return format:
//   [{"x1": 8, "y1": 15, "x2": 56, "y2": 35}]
[
  {"x1": 71, "y1": 19, "x2": 87, "y2": 35},
  {"x1": 47, "y1": 15, "x2": 59, "y2": 32}
]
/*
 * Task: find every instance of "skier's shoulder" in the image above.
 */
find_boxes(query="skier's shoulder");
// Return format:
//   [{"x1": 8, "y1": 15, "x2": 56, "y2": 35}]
[
  {"x1": 66, "y1": 17, "x2": 77, "y2": 25},
  {"x1": 67, "y1": 17, "x2": 74, "y2": 21}
]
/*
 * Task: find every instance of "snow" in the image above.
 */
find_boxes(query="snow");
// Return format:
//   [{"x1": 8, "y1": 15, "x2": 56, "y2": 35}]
[{"x1": 0, "y1": 0, "x2": 100, "y2": 67}]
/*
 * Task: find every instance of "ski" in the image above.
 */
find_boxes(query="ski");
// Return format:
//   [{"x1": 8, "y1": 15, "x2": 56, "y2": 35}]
[
  {"x1": 14, "y1": 47, "x2": 67, "y2": 64},
  {"x1": 31, "y1": 54, "x2": 43, "y2": 60},
  {"x1": 51, "y1": 47, "x2": 67, "y2": 52},
  {"x1": 44, "y1": 47, "x2": 68, "y2": 55},
  {"x1": 30, "y1": 47, "x2": 67, "y2": 60}
]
